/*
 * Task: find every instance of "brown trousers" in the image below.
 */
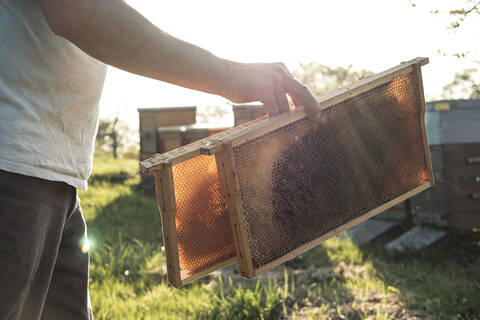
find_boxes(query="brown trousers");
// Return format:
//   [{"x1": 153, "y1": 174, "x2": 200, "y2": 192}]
[{"x1": 0, "y1": 169, "x2": 92, "y2": 320}]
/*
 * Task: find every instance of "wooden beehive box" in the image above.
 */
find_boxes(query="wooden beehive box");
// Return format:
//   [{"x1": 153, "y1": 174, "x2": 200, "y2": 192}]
[
  {"x1": 233, "y1": 104, "x2": 266, "y2": 126},
  {"x1": 138, "y1": 106, "x2": 196, "y2": 161},
  {"x1": 141, "y1": 57, "x2": 433, "y2": 287},
  {"x1": 409, "y1": 99, "x2": 480, "y2": 229}
]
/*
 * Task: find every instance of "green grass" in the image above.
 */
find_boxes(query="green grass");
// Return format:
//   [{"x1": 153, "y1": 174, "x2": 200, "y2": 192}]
[{"x1": 79, "y1": 156, "x2": 480, "y2": 320}]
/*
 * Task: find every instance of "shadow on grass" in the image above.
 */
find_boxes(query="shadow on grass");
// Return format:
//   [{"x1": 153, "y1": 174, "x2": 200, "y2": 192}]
[
  {"x1": 87, "y1": 185, "x2": 161, "y2": 244},
  {"x1": 357, "y1": 225, "x2": 480, "y2": 319},
  {"x1": 88, "y1": 171, "x2": 134, "y2": 185},
  {"x1": 86, "y1": 184, "x2": 166, "y2": 290},
  {"x1": 269, "y1": 225, "x2": 480, "y2": 319}
]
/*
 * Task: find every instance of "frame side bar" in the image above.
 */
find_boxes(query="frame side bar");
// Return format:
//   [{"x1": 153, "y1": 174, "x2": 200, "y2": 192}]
[
  {"x1": 154, "y1": 167, "x2": 182, "y2": 287},
  {"x1": 413, "y1": 64, "x2": 435, "y2": 185},
  {"x1": 217, "y1": 144, "x2": 255, "y2": 278}
]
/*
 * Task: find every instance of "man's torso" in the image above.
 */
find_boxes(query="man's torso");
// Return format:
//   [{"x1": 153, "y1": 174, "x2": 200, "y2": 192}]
[{"x1": 0, "y1": 0, "x2": 107, "y2": 189}]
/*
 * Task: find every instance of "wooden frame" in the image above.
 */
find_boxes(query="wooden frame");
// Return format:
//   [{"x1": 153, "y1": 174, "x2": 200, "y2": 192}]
[
  {"x1": 141, "y1": 57, "x2": 433, "y2": 285},
  {"x1": 222, "y1": 57, "x2": 433, "y2": 278},
  {"x1": 153, "y1": 166, "x2": 181, "y2": 286},
  {"x1": 153, "y1": 164, "x2": 237, "y2": 288},
  {"x1": 413, "y1": 64, "x2": 435, "y2": 185},
  {"x1": 215, "y1": 145, "x2": 255, "y2": 276}
]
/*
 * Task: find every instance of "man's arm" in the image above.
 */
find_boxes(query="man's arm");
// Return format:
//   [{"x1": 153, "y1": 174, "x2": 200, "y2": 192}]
[{"x1": 40, "y1": 0, "x2": 320, "y2": 118}]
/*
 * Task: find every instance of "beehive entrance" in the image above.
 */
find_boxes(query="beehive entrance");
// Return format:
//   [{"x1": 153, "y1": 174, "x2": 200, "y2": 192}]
[{"x1": 231, "y1": 73, "x2": 429, "y2": 269}]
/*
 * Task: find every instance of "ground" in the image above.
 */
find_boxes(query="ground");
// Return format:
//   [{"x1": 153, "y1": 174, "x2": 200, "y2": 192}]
[{"x1": 79, "y1": 156, "x2": 480, "y2": 320}]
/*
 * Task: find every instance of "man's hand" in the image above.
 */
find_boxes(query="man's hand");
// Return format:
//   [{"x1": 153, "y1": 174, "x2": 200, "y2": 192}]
[
  {"x1": 40, "y1": 0, "x2": 320, "y2": 120},
  {"x1": 222, "y1": 62, "x2": 320, "y2": 119}
]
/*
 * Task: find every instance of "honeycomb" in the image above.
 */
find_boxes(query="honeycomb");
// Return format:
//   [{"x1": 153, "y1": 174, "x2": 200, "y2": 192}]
[
  {"x1": 172, "y1": 155, "x2": 236, "y2": 274},
  {"x1": 232, "y1": 73, "x2": 429, "y2": 268}
]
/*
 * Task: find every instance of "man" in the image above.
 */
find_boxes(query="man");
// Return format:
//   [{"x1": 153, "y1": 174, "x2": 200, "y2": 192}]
[{"x1": 0, "y1": 0, "x2": 320, "y2": 319}]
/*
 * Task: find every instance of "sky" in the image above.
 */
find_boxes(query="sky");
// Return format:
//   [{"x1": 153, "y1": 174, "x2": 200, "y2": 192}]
[{"x1": 99, "y1": 0, "x2": 480, "y2": 129}]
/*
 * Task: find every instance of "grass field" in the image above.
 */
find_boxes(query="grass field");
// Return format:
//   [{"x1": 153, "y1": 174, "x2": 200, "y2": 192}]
[{"x1": 79, "y1": 156, "x2": 480, "y2": 320}]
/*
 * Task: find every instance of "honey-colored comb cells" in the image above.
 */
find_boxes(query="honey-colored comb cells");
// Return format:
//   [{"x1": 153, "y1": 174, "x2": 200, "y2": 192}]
[
  {"x1": 172, "y1": 155, "x2": 236, "y2": 274},
  {"x1": 232, "y1": 73, "x2": 429, "y2": 269}
]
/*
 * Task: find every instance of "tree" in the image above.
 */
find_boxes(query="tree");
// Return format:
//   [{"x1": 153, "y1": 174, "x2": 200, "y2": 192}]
[
  {"x1": 445, "y1": 0, "x2": 480, "y2": 29},
  {"x1": 409, "y1": 0, "x2": 479, "y2": 30},
  {"x1": 196, "y1": 105, "x2": 229, "y2": 124},
  {"x1": 293, "y1": 63, "x2": 373, "y2": 98},
  {"x1": 96, "y1": 116, "x2": 132, "y2": 158},
  {"x1": 409, "y1": 1, "x2": 479, "y2": 58},
  {"x1": 409, "y1": 1, "x2": 480, "y2": 98},
  {"x1": 442, "y1": 65, "x2": 480, "y2": 99}
]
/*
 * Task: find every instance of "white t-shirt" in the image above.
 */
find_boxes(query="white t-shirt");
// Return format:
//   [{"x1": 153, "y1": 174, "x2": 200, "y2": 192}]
[{"x1": 0, "y1": 0, "x2": 107, "y2": 190}]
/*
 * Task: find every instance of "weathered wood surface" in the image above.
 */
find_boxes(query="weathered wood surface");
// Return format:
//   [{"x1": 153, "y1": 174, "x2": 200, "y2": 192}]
[{"x1": 425, "y1": 99, "x2": 480, "y2": 146}]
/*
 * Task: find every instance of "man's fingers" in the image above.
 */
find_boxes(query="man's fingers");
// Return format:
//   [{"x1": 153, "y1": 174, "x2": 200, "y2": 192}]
[
  {"x1": 285, "y1": 78, "x2": 321, "y2": 121},
  {"x1": 277, "y1": 65, "x2": 315, "y2": 111},
  {"x1": 239, "y1": 62, "x2": 319, "y2": 120},
  {"x1": 262, "y1": 91, "x2": 280, "y2": 118},
  {"x1": 274, "y1": 83, "x2": 290, "y2": 114},
  {"x1": 289, "y1": 94, "x2": 302, "y2": 109}
]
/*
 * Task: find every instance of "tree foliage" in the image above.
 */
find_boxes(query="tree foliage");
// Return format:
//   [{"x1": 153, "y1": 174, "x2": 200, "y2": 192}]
[
  {"x1": 409, "y1": 0, "x2": 480, "y2": 30},
  {"x1": 96, "y1": 117, "x2": 133, "y2": 158},
  {"x1": 442, "y1": 65, "x2": 480, "y2": 99},
  {"x1": 196, "y1": 105, "x2": 229, "y2": 124},
  {"x1": 409, "y1": 0, "x2": 480, "y2": 98},
  {"x1": 293, "y1": 63, "x2": 373, "y2": 98},
  {"x1": 446, "y1": 0, "x2": 480, "y2": 29},
  {"x1": 409, "y1": 0, "x2": 479, "y2": 58},
  {"x1": 438, "y1": 1, "x2": 480, "y2": 99}
]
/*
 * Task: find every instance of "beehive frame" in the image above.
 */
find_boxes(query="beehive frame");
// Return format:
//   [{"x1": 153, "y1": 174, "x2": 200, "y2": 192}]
[
  {"x1": 141, "y1": 57, "x2": 433, "y2": 285},
  {"x1": 152, "y1": 164, "x2": 237, "y2": 287},
  {"x1": 141, "y1": 117, "x2": 266, "y2": 287}
]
